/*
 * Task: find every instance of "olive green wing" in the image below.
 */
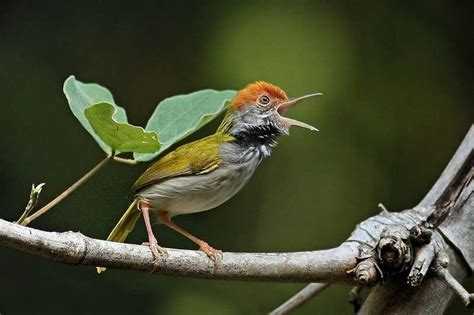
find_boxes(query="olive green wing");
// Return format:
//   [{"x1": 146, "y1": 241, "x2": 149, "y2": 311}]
[{"x1": 132, "y1": 133, "x2": 235, "y2": 193}]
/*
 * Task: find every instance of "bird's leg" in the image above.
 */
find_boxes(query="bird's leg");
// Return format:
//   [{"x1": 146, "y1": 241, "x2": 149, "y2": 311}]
[
  {"x1": 158, "y1": 211, "x2": 223, "y2": 262},
  {"x1": 139, "y1": 202, "x2": 167, "y2": 268}
]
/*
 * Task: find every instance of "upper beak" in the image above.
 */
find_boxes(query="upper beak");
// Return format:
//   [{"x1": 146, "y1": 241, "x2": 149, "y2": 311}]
[{"x1": 277, "y1": 93, "x2": 323, "y2": 131}]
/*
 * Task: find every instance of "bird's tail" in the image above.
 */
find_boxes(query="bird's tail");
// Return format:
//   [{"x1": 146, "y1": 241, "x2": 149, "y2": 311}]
[{"x1": 96, "y1": 199, "x2": 141, "y2": 274}]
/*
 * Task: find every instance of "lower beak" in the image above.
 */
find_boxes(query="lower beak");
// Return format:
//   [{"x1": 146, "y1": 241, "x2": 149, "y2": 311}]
[{"x1": 277, "y1": 93, "x2": 322, "y2": 131}]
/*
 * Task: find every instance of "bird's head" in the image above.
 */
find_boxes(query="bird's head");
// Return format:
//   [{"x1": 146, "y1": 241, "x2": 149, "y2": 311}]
[{"x1": 228, "y1": 81, "x2": 321, "y2": 139}]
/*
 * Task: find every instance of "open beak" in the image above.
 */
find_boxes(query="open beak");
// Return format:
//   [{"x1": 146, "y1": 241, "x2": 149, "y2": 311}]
[{"x1": 277, "y1": 93, "x2": 323, "y2": 131}]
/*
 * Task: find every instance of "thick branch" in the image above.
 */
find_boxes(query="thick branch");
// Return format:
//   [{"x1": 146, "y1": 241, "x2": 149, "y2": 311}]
[
  {"x1": 0, "y1": 219, "x2": 358, "y2": 283},
  {"x1": 2, "y1": 122, "x2": 472, "y2": 313},
  {"x1": 359, "y1": 246, "x2": 469, "y2": 314},
  {"x1": 360, "y1": 125, "x2": 474, "y2": 314}
]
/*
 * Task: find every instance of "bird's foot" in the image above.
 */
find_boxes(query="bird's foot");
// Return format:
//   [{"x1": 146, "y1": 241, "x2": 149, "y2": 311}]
[
  {"x1": 142, "y1": 240, "x2": 167, "y2": 271},
  {"x1": 198, "y1": 241, "x2": 223, "y2": 262}
]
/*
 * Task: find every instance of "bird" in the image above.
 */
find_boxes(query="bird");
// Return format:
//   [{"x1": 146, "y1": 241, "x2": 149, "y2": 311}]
[{"x1": 96, "y1": 81, "x2": 321, "y2": 273}]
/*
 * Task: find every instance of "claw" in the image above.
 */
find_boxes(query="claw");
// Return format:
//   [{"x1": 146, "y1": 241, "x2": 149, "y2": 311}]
[
  {"x1": 141, "y1": 241, "x2": 168, "y2": 254},
  {"x1": 142, "y1": 239, "x2": 167, "y2": 271},
  {"x1": 199, "y1": 241, "x2": 223, "y2": 262}
]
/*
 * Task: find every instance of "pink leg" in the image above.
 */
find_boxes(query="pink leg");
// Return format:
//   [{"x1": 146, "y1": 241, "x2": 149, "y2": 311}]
[
  {"x1": 139, "y1": 202, "x2": 167, "y2": 267},
  {"x1": 158, "y1": 211, "x2": 223, "y2": 262}
]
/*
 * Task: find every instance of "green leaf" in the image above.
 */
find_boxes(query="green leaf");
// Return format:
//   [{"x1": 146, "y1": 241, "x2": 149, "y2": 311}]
[
  {"x1": 134, "y1": 89, "x2": 236, "y2": 161},
  {"x1": 84, "y1": 103, "x2": 159, "y2": 153},
  {"x1": 63, "y1": 75, "x2": 128, "y2": 154}
]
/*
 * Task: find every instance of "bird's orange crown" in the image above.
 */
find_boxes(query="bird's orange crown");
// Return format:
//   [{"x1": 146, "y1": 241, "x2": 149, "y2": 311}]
[{"x1": 231, "y1": 81, "x2": 288, "y2": 110}]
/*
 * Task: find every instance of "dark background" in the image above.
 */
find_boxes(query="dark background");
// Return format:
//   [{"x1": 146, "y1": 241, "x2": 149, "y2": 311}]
[{"x1": 0, "y1": 1, "x2": 472, "y2": 314}]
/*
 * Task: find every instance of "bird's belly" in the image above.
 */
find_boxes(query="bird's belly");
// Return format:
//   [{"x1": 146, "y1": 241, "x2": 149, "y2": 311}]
[{"x1": 136, "y1": 160, "x2": 258, "y2": 217}]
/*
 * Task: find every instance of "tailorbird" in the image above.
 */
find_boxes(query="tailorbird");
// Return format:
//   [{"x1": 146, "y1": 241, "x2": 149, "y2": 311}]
[{"x1": 97, "y1": 81, "x2": 321, "y2": 273}]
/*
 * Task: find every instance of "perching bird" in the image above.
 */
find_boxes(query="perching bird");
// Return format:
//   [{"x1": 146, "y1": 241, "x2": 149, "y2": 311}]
[{"x1": 97, "y1": 81, "x2": 321, "y2": 273}]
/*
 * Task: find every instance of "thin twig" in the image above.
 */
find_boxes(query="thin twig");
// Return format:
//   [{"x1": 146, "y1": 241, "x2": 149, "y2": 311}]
[
  {"x1": 378, "y1": 203, "x2": 389, "y2": 213},
  {"x1": 269, "y1": 283, "x2": 330, "y2": 314},
  {"x1": 348, "y1": 285, "x2": 364, "y2": 312},
  {"x1": 16, "y1": 183, "x2": 45, "y2": 224},
  {"x1": 433, "y1": 265, "x2": 473, "y2": 307},
  {"x1": 20, "y1": 156, "x2": 112, "y2": 226}
]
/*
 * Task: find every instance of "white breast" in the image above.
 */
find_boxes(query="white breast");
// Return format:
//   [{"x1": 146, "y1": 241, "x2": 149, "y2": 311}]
[{"x1": 136, "y1": 155, "x2": 260, "y2": 217}]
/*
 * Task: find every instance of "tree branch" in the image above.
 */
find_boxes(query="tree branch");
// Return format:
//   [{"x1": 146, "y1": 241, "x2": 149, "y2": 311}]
[
  {"x1": 270, "y1": 283, "x2": 330, "y2": 314},
  {"x1": 1, "y1": 126, "x2": 472, "y2": 314},
  {"x1": 359, "y1": 125, "x2": 473, "y2": 314},
  {"x1": 272, "y1": 125, "x2": 473, "y2": 313},
  {"x1": 0, "y1": 218, "x2": 358, "y2": 283}
]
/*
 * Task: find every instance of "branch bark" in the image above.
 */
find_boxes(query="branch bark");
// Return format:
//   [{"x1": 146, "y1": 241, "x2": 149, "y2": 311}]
[
  {"x1": 271, "y1": 125, "x2": 473, "y2": 314},
  {"x1": 359, "y1": 125, "x2": 473, "y2": 314},
  {"x1": 0, "y1": 125, "x2": 472, "y2": 314},
  {"x1": 0, "y1": 218, "x2": 357, "y2": 283}
]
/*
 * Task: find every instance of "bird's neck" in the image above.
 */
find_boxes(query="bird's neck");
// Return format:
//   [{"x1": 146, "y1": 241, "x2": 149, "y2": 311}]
[
  {"x1": 220, "y1": 132, "x2": 277, "y2": 165},
  {"x1": 220, "y1": 127, "x2": 279, "y2": 164},
  {"x1": 217, "y1": 109, "x2": 282, "y2": 163},
  {"x1": 231, "y1": 125, "x2": 279, "y2": 150}
]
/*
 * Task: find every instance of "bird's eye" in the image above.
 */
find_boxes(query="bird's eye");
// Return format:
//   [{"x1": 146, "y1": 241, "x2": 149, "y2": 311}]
[{"x1": 258, "y1": 95, "x2": 270, "y2": 105}]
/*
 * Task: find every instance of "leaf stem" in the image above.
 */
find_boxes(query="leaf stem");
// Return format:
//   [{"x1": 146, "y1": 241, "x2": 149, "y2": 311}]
[{"x1": 20, "y1": 156, "x2": 113, "y2": 226}]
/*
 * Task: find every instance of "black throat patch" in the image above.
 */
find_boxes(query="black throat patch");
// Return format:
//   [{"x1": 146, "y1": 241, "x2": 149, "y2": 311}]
[{"x1": 233, "y1": 123, "x2": 281, "y2": 147}]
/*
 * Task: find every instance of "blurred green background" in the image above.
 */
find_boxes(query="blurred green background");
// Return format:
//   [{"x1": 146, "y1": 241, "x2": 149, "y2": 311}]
[{"x1": 0, "y1": 1, "x2": 472, "y2": 314}]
